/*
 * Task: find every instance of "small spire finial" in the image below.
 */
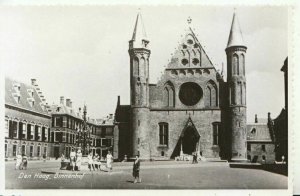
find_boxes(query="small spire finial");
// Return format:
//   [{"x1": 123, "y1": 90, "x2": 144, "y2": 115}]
[{"x1": 187, "y1": 16, "x2": 192, "y2": 25}]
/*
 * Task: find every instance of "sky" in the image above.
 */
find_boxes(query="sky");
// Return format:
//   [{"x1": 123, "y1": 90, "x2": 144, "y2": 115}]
[{"x1": 0, "y1": 5, "x2": 288, "y2": 121}]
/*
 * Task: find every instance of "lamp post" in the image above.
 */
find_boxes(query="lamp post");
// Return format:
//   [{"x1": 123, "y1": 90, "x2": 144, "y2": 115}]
[{"x1": 75, "y1": 104, "x2": 91, "y2": 156}]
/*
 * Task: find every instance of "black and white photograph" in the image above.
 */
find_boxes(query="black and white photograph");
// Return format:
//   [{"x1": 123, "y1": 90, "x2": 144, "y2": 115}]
[{"x1": 0, "y1": 1, "x2": 298, "y2": 196}]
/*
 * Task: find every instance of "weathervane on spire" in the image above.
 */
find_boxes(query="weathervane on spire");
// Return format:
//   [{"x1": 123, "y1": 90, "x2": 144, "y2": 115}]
[{"x1": 187, "y1": 16, "x2": 192, "y2": 25}]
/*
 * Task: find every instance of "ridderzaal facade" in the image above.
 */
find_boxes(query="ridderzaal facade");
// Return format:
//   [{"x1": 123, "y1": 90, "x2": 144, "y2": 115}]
[{"x1": 115, "y1": 12, "x2": 248, "y2": 161}]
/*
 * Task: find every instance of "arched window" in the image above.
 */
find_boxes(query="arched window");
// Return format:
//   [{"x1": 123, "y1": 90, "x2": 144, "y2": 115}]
[
  {"x1": 232, "y1": 54, "x2": 239, "y2": 75},
  {"x1": 240, "y1": 54, "x2": 245, "y2": 76},
  {"x1": 163, "y1": 87, "x2": 169, "y2": 107},
  {"x1": 240, "y1": 82, "x2": 243, "y2": 105},
  {"x1": 163, "y1": 81, "x2": 175, "y2": 107},
  {"x1": 140, "y1": 57, "x2": 145, "y2": 77},
  {"x1": 169, "y1": 87, "x2": 175, "y2": 107},
  {"x1": 205, "y1": 80, "x2": 218, "y2": 107},
  {"x1": 159, "y1": 122, "x2": 168, "y2": 146},
  {"x1": 133, "y1": 57, "x2": 139, "y2": 76}
]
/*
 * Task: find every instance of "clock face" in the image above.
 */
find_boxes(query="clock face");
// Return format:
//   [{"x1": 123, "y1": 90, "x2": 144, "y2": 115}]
[{"x1": 179, "y1": 82, "x2": 202, "y2": 106}]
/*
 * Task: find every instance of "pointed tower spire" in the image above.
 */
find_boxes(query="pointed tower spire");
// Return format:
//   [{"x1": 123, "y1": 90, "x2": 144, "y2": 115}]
[
  {"x1": 227, "y1": 10, "x2": 246, "y2": 49},
  {"x1": 130, "y1": 10, "x2": 149, "y2": 49}
]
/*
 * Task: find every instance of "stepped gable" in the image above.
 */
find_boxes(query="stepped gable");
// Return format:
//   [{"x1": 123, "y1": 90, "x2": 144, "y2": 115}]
[{"x1": 5, "y1": 77, "x2": 48, "y2": 115}]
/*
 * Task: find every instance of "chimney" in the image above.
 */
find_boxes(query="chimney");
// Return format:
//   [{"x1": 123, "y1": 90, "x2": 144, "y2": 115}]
[
  {"x1": 117, "y1": 96, "x2": 120, "y2": 105},
  {"x1": 109, "y1": 114, "x2": 113, "y2": 119},
  {"x1": 70, "y1": 100, "x2": 73, "y2": 108},
  {"x1": 255, "y1": 114, "x2": 258, "y2": 123},
  {"x1": 60, "y1": 96, "x2": 64, "y2": 105},
  {"x1": 66, "y1": 98, "x2": 71, "y2": 107},
  {"x1": 31, "y1": 79, "x2": 37, "y2": 86}
]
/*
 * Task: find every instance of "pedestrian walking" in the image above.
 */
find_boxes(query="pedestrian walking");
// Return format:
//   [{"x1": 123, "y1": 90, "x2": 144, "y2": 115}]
[
  {"x1": 70, "y1": 148, "x2": 76, "y2": 171},
  {"x1": 21, "y1": 153, "x2": 28, "y2": 170},
  {"x1": 192, "y1": 152, "x2": 198, "y2": 164},
  {"x1": 106, "y1": 151, "x2": 113, "y2": 171},
  {"x1": 76, "y1": 149, "x2": 82, "y2": 171},
  {"x1": 88, "y1": 151, "x2": 95, "y2": 171},
  {"x1": 132, "y1": 155, "x2": 141, "y2": 183},
  {"x1": 15, "y1": 153, "x2": 22, "y2": 170}
]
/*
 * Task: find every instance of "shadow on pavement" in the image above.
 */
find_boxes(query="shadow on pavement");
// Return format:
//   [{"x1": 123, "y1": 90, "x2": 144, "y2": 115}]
[{"x1": 229, "y1": 163, "x2": 288, "y2": 176}]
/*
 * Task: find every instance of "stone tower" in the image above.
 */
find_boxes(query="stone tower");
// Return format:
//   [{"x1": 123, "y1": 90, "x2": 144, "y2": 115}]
[
  {"x1": 226, "y1": 11, "x2": 247, "y2": 161},
  {"x1": 128, "y1": 12, "x2": 151, "y2": 159}
]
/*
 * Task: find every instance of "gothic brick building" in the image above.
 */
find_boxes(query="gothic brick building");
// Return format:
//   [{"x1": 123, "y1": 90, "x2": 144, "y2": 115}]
[{"x1": 115, "y1": 11, "x2": 248, "y2": 161}]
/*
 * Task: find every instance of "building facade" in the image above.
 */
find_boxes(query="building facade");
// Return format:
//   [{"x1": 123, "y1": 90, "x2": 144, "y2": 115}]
[
  {"x1": 5, "y1": 78, "x2": 51, "y2": 160},
  {"x1": 5, "y1": 78, "x2": 115, "y2": 160},
  {"x1": 49, "y1": 98, "x2": 115, "y2": 159},
  {"x1": 115, "y1": 12, "x2": 248, "y2": 161},
  {"x1": 246, "y1": 114, "x2": 276, "y2": 164}
]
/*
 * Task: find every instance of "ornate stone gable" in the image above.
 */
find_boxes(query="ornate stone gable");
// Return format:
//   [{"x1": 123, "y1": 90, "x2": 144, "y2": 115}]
[{"x1": 149, "y1": 27, "x2": 223, "y2": 110}]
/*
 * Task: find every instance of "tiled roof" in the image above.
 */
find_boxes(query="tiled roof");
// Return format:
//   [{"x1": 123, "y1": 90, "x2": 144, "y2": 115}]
[
  {"x1": 5, "y1": 77, "x2": 49, "y2": 115},
  {"x1": 50, "y1": 102, "x2": 114, "y2": 126},
  {"x1": 247, "y1": 123, "x2": 272, "y2": 142}
]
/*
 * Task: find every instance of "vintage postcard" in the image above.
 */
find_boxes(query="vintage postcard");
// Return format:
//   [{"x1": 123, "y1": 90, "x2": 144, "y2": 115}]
[{"x1": 0, "y1": 1, "x2": 297, "y2": 196}]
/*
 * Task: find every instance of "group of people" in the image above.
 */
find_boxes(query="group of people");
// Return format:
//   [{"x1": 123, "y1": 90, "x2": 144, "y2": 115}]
[
  {"x1": 15, "y1": 153, "x2": 28, "y2": 170},
  {"x1": 67, "y1": 148, "x2": 114, "y2": 172},
  {"x1": 87, "y1": 150, "x2": 113, "y2": 172}
]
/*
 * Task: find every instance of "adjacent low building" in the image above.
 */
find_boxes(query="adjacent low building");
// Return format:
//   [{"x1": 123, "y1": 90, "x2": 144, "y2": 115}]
[
  {"x1": 5, "y1": 78, "x2": 115, "y2": 160},
  {"x1": 247, "y1": 114, "x2": 275, "y2": 164}
]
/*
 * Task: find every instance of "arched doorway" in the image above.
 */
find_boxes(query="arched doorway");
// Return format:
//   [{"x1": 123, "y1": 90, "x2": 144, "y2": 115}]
[
  {"x1": 182, "y1": 126, "x2": 199, "y2": 155},
  {"x1": 171, "y1": 123, "x2": 200, "y2": 158}
]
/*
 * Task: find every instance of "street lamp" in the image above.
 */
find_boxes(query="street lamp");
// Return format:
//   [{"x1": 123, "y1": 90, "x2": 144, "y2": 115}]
[{"x1": 75, "y1": 104, "x2": 91, "y2": 156}]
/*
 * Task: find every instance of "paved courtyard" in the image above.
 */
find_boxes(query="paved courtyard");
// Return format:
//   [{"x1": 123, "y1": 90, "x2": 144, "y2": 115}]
[{"x1": 5, "y1": 160, "x2": 288, "y2": 189}]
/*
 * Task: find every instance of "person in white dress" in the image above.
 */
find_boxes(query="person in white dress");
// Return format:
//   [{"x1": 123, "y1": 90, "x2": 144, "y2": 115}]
[
  {"x1": 87, "y1": 151, "x2": 94, "y2": 171},
  {"x1": 69, "y1": 149, "x2": 76, "y2": 171},
  {"x1": 106, "y1": 151, "x2": 113, "y2": 171},
  {"x1": 76, "y1": 149, "x2": 82, "y2": 171},
  {"x1": 15, "y1": 153, "x2": 22, "y2": 170}
]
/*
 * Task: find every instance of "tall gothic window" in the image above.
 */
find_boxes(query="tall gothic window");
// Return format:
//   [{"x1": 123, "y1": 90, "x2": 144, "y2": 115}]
[
  {"x1": 240, "y1": 82, "x2": 243, "y2": 105},
  {"x1": 232, "y1": 54, "x2": 239, "y2": 75},
  {"x1": 205, "y1": 80, "x2": 218, "y2": 107},
  {"x1": 163, "y1": 81, "x2": 175, "y2": 107},
  {"x1": 140, "y1": 57, "x2": 145, "y2": 77},
  {"x1": 159, "y1": 123, "x2": 168, "y2": 146},
  {"x1": 134, "y1": 57, "x2": 139, "y2": 76},
  {"x1": 240, "y1": 54, "x2": 245, "y2": 75}
]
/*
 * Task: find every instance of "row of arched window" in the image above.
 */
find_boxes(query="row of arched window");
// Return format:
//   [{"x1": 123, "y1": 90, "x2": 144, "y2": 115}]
[
  {"x1": 133, "y1": 56, "x2": 148, "y2": 77},
  {"x1": 229, "y1": 82, "x2": 246, "y2": 105},
  {"x1": 163, "y1": 80, "x2": 218, "y2": 107},
  {"x1": 232, "y1": 53, "x2": 245, "y2": 76}
]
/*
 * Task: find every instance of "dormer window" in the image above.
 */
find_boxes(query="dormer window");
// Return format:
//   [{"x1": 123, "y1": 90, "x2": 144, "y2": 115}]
[
  {"x1": 12, "y1": 93, "x2": 20, "y2": 104},
  {"x1": 27, "y1": 97, "x2": 35, "y2": 107},
  {"x1": 13, "y1": 83, "x2": 21, "y2": 92},
  {"x1": 27, "y1": 89, "x2": 34, "y2": 97}
]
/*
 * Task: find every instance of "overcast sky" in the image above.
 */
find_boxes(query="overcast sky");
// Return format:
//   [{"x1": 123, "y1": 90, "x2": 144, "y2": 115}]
[{"x1": 0, "y1": 5, "x2": 287, "y2": 121}]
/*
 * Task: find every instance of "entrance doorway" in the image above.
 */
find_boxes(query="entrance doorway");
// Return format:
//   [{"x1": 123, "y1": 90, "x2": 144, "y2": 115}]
[
  {"x1": 182, "y1": 126, "x2": 199, "y2": 155},
  {"x1": 171, "y1": 124, "x2": 200, "y2": 158}
]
